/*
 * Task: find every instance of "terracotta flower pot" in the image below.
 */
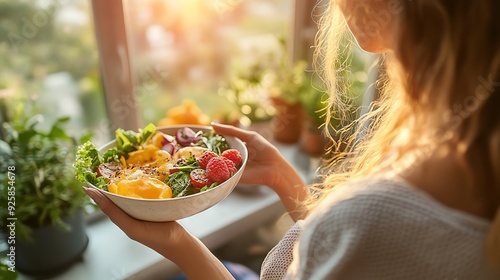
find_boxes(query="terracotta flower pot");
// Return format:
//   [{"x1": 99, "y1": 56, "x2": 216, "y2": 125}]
[
  {"x1": 300, "y1": 127, "x2": 326, "y2": 157},
  {"x1": 271, "y1": 98, "x2": 303, "y2": 144}
]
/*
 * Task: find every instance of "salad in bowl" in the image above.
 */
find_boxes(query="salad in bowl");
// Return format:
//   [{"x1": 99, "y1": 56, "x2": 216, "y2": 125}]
[{"x1": 74, "y1": 124, "x2": 247, "y2": 221}]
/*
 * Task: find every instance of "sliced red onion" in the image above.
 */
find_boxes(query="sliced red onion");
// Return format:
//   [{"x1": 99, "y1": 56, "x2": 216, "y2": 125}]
[
  {"x1": 160, "y1": 133, "x2": 176, "y2": 146},
  {"x1": 161, "y1": 142, "x2": 177, "y2": 155},
  {"x1": 176, "y1": 127, "x2": 201, "y2": 147}
]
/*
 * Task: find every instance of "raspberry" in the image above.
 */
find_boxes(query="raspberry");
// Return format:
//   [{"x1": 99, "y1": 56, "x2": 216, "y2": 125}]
[
  {"x1": 223, "y1": 157, "x2": 237, "y2": 175},
  {"x1": 197, "y1": 151, "x2": 217, "y2": 169},
  {"x1": 205, "y1": 157, "x2": 230, "y2": 183},
  {"x1": 221, "y1": 149, "x2": 242, "y2": 167}
]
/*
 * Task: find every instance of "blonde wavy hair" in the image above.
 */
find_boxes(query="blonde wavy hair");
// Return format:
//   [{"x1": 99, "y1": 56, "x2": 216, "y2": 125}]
[{"x1": 311, "y1": 0, "x2": 500, "y2": 270}]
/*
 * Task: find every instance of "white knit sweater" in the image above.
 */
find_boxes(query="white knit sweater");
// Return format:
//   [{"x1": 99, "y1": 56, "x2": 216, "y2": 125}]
[{"x1": 260, "y1": 177, "x2": 497, "y2": 279}]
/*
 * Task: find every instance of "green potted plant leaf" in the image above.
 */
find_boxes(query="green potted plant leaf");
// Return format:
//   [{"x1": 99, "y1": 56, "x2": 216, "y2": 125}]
[{"x1": 0, "y1": 102, "x2": 91, "y2": 277}]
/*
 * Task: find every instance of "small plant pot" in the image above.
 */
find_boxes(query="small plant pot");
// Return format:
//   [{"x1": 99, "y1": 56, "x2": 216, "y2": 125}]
[
  {"x1": 271, "y1": 98, "x2": 303, "y2": 144},
  {"x1": 16, "y1": 210, "x2": 88, "y2": 277},
  {"x1": 300, "y1": 127, "x2": 326, "y2": 157}
]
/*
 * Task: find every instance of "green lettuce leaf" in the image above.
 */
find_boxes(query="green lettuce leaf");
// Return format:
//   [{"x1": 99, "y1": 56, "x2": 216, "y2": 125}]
[
  {"x1": 74, "y1": 141, "x2": 108, "y2": 190},
  {"x1": 115, "y1": 123, "x2": 156, "y2": 154}
]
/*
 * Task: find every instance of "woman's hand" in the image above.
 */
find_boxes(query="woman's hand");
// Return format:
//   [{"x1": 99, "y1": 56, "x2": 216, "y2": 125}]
[
  {"x1": 83, "y1": 187, "x2": 234, "y2": 280},
  {"x1": 212, "y1": 123, "x2": 310, "y2": 220},
  {"x1": 83, "y1": 187, "x2": 185, "y2": 253},
  {"x1": 212, "y1": 123, "x2": 283, "y2": 187}
]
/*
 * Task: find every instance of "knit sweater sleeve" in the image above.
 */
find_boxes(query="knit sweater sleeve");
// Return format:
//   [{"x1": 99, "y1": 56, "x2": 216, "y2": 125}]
[{"x1": 284, "y1": 182, "x2": 389, "y2": 279}]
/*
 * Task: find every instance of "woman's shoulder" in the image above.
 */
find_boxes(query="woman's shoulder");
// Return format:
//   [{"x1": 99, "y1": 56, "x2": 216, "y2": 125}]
[
  {"x1": 307, "y1": 176, "x2": 490, "y2": 235},
  {"x1": 288, "y1": 178, "x2": 496, "y2": 279},
  {"x1": 288, "y1": 176, "x2": 494, "y2": 279}
]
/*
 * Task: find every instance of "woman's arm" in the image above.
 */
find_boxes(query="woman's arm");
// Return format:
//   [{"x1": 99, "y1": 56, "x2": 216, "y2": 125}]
[
  {"x1": 212, "y1": 123, "x2": 310, "y2": 221},
  {"x1": 84, "y1": 187, "x2": 235, "y2": 280},
  {"x1": 162, "y1": 233, "x2": 234, "y2": 280},
  {"x1": 269, "y1": 153, "x2": 310, "y2": 221}
]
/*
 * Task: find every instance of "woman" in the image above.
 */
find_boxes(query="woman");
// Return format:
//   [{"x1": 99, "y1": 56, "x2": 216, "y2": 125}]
[{"x1": 84, "y1": 0, "x2": 500, "y2": 278}]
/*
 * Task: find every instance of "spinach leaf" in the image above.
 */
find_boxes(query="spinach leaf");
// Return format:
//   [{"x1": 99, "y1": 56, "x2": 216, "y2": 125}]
[
  {"x1": 200, "y1": 182, "x2": 218, "y2": 192},
  {"x1": 195, "y1": 129, "x2": 230, "y2": 155},
  {"x1": 166, "y1": 171, "x2": 198, "y2": 198}
]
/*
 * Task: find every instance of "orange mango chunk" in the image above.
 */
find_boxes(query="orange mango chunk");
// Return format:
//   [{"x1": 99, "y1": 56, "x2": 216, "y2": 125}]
[
  {"x1": 126, "y1": 144, "x2": 160, "y2": 165},
  {"x1": 109, "y1": 177, "x2": 172, "y2": 199}
]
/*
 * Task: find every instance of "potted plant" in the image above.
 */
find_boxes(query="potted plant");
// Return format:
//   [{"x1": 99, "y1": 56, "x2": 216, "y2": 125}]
[
  {"x1": 219, "y1": 68, "x2": 275, "y2": 140},
  {"x1": 219, "y1": 35, "x2": 291, "y2": 140},
  {"x1": 0, "y1": 101, "x2": 91, "y2": 277},
  {"x1": 299, "y1": 82, "x2": 331, "y2": 156},
  {"x1": 264, "y1": 60, "x2": 308, "y2": 143},
  {"x1": 220, "y1": 78, "x2": 273, "y2": 122}
]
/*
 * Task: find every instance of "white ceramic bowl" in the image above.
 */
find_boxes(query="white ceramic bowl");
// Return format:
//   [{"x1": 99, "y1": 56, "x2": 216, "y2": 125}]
[{"x1": 85, "y1": 125, "x2": 247, "y2": 222}]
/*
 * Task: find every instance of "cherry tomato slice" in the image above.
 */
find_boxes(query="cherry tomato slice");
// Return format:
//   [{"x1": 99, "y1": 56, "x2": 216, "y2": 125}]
[
  {"x1": 96, "y1": 162, "x2": 121, "y2": 180},
  {"x1": 190, "y1": 169, "x2": 211, "y2": 189},
  {"x1": 168, "y1": 167, "x2": 180, "y2": 174}
]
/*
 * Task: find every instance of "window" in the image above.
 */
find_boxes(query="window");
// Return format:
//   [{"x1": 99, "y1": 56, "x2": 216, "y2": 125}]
[
  {"x1": 126, "y1": 0, "x2": 294, "y2": 126},
  {"x1": 90, "y1": 0, "x2": 375, "y2": 131},
  {"x1": 0, "y1": 0, "x2": 110, "y2": 145},
  {"x1": 1, "y1": 0, "x2": 375, "y2": 146}
]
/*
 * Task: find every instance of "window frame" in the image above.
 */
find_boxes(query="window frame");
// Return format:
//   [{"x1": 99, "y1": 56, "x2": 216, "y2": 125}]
[{"x1": 91, "y1": 0, "x2": 141, "y2": 131}]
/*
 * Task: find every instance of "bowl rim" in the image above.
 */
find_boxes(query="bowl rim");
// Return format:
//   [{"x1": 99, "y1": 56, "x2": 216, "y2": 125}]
[{"x1": 86, "y1": 125, "x2": 248, "y2": 202}]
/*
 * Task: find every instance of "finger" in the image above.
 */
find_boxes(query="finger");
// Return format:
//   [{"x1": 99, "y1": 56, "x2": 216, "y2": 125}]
[
  {"x1": 211, "y1": 122, "x2": 257, "y2": 143},
  {"x1": 83, "y1": 187, "x2": 143, "y2": 236}
]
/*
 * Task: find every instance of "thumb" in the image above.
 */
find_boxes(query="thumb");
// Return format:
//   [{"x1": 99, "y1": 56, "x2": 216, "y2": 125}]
[
  {"x1": 83, "y1": 187, "x2": 143, "y2": 235},
  {"x1": 211, "y1": 122, "x2": 257, "y2": 143}
]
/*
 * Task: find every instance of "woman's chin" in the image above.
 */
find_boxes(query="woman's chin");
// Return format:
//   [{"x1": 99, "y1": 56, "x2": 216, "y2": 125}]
[{"x1": 356, "y1": 40, "x2": 391, "y2": 54}]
